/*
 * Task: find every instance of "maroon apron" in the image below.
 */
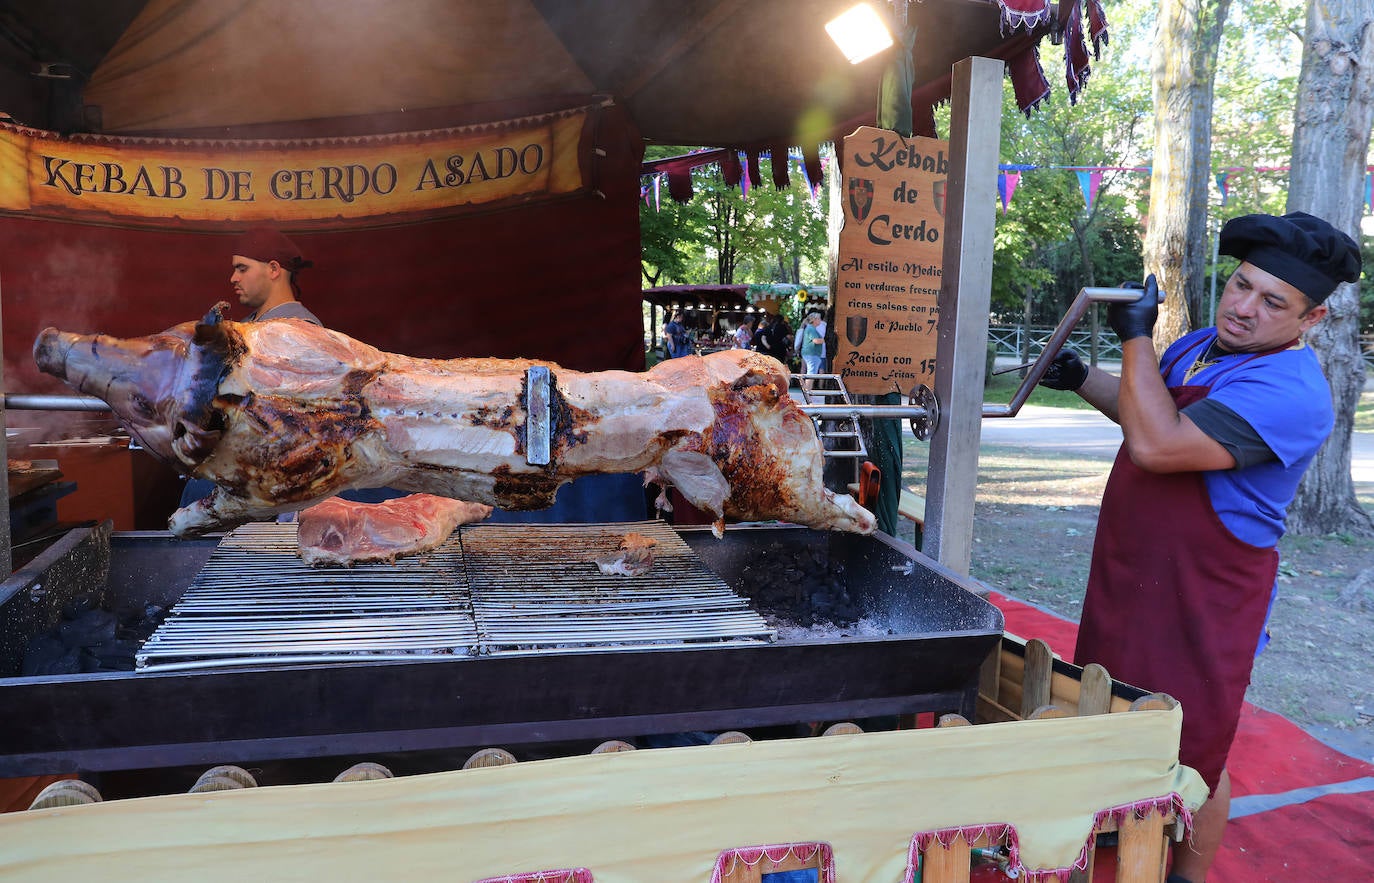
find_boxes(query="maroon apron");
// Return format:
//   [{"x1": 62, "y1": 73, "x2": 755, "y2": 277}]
[{"x1": 1074, "y1": 344, "x2": 1282, "y2": 792}]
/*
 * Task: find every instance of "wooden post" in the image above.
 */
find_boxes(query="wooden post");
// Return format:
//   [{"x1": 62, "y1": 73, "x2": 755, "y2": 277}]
[
  {"x1": 1077, "y1": 662, "x2": 1113, "y2": 716},
  {"x1": 1020, "y1": 638, "x2": 1054, "y2": 718},
  {"x1": 922, "y1": 832, "x2": 972, "y2": 882},
  {"x1": 923, "y1": 56, "x2": 1003, "y2": 575},
  {"x1": 1116, "y1": 807, "x2": 1168, "y2": 882}
]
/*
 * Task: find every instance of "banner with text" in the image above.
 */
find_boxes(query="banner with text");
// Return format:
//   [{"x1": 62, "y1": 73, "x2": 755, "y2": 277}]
[
  {"x1": 0, "y1": 106, "x2": 594, "y2": 229},
  {"x1": 833, "y1": 127, "x2": 948, "y2": 396}
]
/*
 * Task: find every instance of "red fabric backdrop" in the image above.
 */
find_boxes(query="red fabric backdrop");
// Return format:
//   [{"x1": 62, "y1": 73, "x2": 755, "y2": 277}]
[{"x1": 1, "y1": 106, "x2": 646, "y2": 407}]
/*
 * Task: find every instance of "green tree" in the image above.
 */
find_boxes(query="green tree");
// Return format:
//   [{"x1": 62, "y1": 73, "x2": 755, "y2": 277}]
[
  {"x1": 993, "y1": 61, "x2": 1149, "y2": 360},
  {"x1": 639, "y1": 146, "x2": 710, "y2": 286},
  {"x1": 640, "y1": 148, "x2": 831, "y2": 286},
  {"x1": 1144, "y1": 0, "x2": 1233, "y2": 350},
  {"x1": 1284, "y1": 0, "x2": 1374, "y2": 537}
]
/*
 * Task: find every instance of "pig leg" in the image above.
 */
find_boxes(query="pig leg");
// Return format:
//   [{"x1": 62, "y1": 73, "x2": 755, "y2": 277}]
[{"x1": 170, "y1": 487, "x2": 300, "y2": 536}]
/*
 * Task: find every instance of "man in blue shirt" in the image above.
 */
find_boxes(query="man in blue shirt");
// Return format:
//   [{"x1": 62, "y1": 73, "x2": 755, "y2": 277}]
[
  {"x1": 1040, "y1": 211, "x2": 1360, "y2": 883},
  {"x1": 662, "y1": 310, "x2": 692, "y2": 358}
]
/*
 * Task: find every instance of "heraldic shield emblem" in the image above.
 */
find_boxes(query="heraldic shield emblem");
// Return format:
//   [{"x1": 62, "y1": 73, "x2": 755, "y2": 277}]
[
  {"x1": 848, "y1": 177, "x2": 874, "y2": 221},
  {"x1": 845, "y1": 316, "x2": 868, "y2": 347}
]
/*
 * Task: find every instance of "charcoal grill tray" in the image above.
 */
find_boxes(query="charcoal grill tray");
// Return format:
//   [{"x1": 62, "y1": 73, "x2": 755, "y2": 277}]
[{"x1": 0, "y1": 524, "x2": 1003, "y2": 776}]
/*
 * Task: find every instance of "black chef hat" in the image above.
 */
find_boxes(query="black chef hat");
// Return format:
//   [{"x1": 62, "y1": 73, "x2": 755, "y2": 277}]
[{"x1": 1219, "y1": 211, "x2": 1361, "y2": 304}]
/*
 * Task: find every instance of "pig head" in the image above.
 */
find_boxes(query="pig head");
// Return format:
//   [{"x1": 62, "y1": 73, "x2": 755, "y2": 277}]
[
  {"x1": 33, "y1": 302, "x2": 237, "y2": 470},
  {"x1": 33, "y1": 302, "x2": 381, "y2": 535}
]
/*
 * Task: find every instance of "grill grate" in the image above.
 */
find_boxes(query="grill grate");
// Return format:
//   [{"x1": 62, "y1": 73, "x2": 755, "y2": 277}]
[
  {"x1": 136, "y1": 522, "x2": 477, "y2": 672},
  {"x1": 137, "y1": 520, "x2": 773, "y2": 671},
  {"x1": 461, "y1": 521, "x2": 774, "y2": 655}
]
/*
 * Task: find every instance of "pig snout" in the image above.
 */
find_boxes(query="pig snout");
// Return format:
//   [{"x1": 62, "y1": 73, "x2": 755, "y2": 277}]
[{"x1": 32, "y1": 327, "x2": 74, "y2": 381}]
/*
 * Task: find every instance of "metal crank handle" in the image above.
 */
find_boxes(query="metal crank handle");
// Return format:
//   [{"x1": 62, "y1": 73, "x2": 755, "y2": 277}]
[{"x1": 985, "y1": 284, "x2": 1164, "y2": 419}]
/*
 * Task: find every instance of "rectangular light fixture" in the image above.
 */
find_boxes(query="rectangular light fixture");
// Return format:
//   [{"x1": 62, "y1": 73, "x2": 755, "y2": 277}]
[{"x1": 825, "y1": 3, "x2": 895, "y2": 64}]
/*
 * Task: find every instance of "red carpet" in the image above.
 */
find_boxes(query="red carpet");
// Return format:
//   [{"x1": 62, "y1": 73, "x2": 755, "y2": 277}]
[{"x1": 989, "y1": 591, "x2": 1374, "y2": 881}]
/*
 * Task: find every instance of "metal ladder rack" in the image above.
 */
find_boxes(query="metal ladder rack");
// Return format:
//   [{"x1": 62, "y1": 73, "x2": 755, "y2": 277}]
[{"x1": 789, "y1": 373, "x2": 867, "y2": 459}]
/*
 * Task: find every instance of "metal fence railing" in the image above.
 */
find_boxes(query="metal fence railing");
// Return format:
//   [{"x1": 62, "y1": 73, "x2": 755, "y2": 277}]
[
  {"x1": 988, "y1": 325, "x2": 1123, "y2": 363},
  {"x1": 994, "y1": 327, "x2": 1374, "y2": 370}
]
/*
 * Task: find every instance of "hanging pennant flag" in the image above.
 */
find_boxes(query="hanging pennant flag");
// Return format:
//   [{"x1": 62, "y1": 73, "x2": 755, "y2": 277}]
[
  {"x1": 998, "y1": 171, "x2": 1022, "y2": 214},
  {"x1": 1365, "y1": 171, "x2": 1372, "y2": 213},
  {"x1": 1075, "y1": 169, "x2": 1102, "y2": 210},
  {"x1": 1214, "y1": 171, "x2": 1231, "y2": 206},
  {"x1": 654, "y1": 174, "x2": 661, "y2": 212}
]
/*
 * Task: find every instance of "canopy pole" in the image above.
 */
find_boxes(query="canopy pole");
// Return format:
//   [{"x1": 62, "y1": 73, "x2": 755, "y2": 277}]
[{"x1": 923, "y1": 56, "x2": 1003, "y2": 577}]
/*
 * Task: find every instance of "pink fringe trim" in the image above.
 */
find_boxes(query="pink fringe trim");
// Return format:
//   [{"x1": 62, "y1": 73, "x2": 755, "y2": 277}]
[
  {"x1": 996, "y1": 0, "x2": 1053, "y2": 34},
  {"x1": 903, "y1": 793, "x2": 1195, "y2": 883},
  {"x1": 711, "y1": 842, "x2": 836, "y2": 883},
  {"x1": 472, "y1": 870, "x2": 592, "y2": 883}
]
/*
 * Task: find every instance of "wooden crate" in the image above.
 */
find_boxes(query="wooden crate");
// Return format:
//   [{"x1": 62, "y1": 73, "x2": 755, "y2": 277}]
[{"x1": 903, "y1": 633, "x2": 1188, "y2": 883}]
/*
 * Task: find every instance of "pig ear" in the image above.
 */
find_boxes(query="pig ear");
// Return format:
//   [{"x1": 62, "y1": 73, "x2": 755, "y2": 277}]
[
  {"x1": 178, "y1": 304, "x2": 238, "y2": 458},
  {"x1": 193, "y1": 302, "x2": 232, "y2": 342}
]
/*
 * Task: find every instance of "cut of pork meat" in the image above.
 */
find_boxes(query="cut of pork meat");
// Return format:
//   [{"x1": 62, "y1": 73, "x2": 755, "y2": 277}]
[
  {"x1": 33, "y1": 303, "x2": 875, "y2": 538},
  {"x1": 297, "y1": 493, "x2": 492, "y2": 567},
  {"x1": 594, "y1": 532, "x2": 659, "y2": 577}
]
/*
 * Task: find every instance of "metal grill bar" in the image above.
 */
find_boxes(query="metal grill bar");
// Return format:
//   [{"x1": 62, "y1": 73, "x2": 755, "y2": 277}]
[
  {"x1": 137, "y1": 522, "x2": 477, "y2": 671},
  {"x1": 461, "y1": 521, "x2": 774, "y2": 654},
  {"x1": 137, "y1": 519, "x2": 774, "y2": 671}
]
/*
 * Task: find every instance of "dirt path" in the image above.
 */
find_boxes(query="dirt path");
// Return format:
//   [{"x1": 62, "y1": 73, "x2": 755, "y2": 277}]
[{"x1": 901, "y1": 410, "x2": 1374, "y2": 763}]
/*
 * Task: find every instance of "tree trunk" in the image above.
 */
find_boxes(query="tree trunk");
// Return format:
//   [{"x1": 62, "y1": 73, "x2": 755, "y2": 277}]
[
  {"x1": 1285, "y1": 3, "x2": 1374, "y2": 537},
  {"x1": 1143, "y1": 0, "x2": 1231, "y2": 354}
]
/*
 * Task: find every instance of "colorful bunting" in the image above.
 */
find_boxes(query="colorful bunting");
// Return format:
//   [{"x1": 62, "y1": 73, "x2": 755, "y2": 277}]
[
  {"x1": 1215, "y1": 171, "x2": 1231, "y2": 206},
  {"x1": 998, "y1": 171, "x2": 1022, "y2": 214},
  {"x1": 1075, "y1": 169, "x2": 1103, "y2": 210}
]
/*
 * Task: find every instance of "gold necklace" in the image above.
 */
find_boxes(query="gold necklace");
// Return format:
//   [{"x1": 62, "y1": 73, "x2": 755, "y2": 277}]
[{"x1": 1182, "y1": 340, "x2": 1227, "y2": 383}]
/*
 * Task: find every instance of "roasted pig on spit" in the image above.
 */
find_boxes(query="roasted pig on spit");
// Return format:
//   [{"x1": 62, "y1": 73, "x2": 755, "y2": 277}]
[{"x1": 33, "y1": 304, "x2": 875, "y2": 538}]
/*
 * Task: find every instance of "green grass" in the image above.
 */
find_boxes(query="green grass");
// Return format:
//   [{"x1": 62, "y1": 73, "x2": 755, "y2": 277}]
[{"x1": 981, "y1": 369, "x2": 1100, "y2": 411}]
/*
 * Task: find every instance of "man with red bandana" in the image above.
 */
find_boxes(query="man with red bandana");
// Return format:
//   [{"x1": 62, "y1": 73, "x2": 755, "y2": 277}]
[
  {"x1": 230, "y1": 226, "x2": 320, "y2": 325},
  {"x1": 1039, "y1": 211, "x2": 1361, "y2": 883}
]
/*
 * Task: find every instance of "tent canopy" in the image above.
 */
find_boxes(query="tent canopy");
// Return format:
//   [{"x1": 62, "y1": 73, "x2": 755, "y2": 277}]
[
  {"x1": 0, "y1": 0, "x2": 1094, "y2": 147},
  {"x1": 0, "y1": 0, "x2": 1105, "y2": 391}
]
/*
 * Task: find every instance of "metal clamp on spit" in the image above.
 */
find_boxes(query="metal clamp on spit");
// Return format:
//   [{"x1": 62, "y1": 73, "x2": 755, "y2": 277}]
[{"x1": 524, "y1": 365, "x2": 552, "y2": 466}]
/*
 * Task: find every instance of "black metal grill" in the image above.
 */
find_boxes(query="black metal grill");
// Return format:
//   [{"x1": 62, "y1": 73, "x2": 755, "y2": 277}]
[{"x1": 0, "y1": 522, "x2": 1003, "y2": 776}]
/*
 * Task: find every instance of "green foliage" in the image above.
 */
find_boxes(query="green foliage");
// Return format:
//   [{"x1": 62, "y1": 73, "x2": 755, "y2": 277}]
[
  {"x1": 639, "y1": 145, "x2": 830, "y2": 286},
  {"x1": 990, "y1": 50, "x2": 1149, "y2": 327},
  {"x1": 638, "y1": 0, "x2": 1372, "y2": 340}
]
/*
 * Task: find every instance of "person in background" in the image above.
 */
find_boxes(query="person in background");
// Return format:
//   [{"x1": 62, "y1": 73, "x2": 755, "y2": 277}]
[
  {"x1": 230, "y1": 226, "x2": 320, "y2": 325},
  {"x1": 753, "y1": 313, "x2": 791, "y2": 364},
  {"x1": 1038, "y1": 211, "x2": 1360, "y2": 883},
  {"x1": 798, "y1": 310, "x2": 826, "y2": 374},
  {"x1": 662, "y1": 310, "x2": 692, "y2": 358},
  {"x1": 182, "y1": 227, "x2": 321, "y2": 509},
  {"x1": 734, "y1": 316, "x2": 756, "y2": 349}
]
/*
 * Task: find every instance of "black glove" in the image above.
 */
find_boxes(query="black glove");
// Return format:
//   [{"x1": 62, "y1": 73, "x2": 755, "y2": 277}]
[
  {"x1": 1040, "y1": 350, "x2": 1089, "y2": 391},
  {"x1": 1107, "y1": 274, "x2": 1159, "y2": 342}
]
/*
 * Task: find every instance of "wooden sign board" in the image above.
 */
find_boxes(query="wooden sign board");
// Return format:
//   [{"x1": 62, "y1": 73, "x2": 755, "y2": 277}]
[{"x1": 833, "y1": 127, "x2": 950, "y2": 396}]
